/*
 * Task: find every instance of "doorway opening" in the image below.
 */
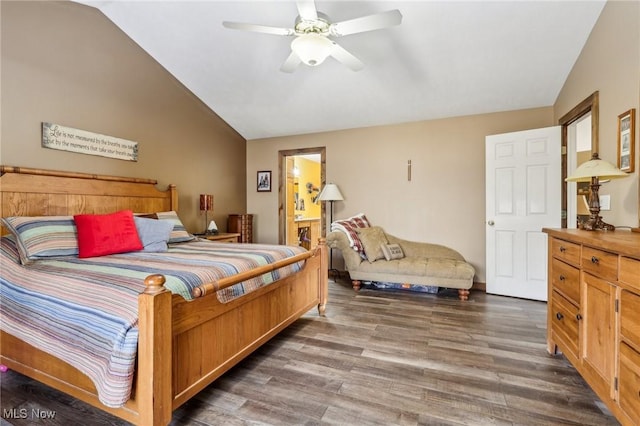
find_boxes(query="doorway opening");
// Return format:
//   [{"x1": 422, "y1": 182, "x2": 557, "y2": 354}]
[
  {"x1": 278, "y1": 147, "x2": 326, "y2": 247},
  {"x1": 559, "y1": 91, "x2": 599, "y2": 228}
]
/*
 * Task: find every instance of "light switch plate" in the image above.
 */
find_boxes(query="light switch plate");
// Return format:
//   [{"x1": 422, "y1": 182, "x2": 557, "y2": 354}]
[{"x1": 600, "y1": 194, "x2": 611, "y2": 211}]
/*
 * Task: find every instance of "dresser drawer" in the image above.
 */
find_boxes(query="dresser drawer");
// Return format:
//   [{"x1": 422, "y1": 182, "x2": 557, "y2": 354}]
[
  {"x1": 551, "y1": 258, "x2": 580, "y2": 304},
  {"x1": 620, "y1": 257, "x2": 640, "y2": 292},
  {"x1": 618, "y1": 342, "x2": 640, "y2": 423},
  {"x1": 551, "y1": 238, "x2": 581, "y2": 266},
  {"x1": 550, "y1": 291, "x2": 579, "y2": 361},
  {"x1": 582, "y1": 246, "x2": 618, "y2": 282},
  {"x1": 620, "y1": 289, "x2": 640, "y2": 349}
]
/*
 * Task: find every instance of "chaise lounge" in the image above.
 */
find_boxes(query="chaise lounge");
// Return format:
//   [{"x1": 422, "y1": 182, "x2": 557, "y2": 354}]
[{"x1": 327, "y1": 225, "x2": 475, "y2": 300}]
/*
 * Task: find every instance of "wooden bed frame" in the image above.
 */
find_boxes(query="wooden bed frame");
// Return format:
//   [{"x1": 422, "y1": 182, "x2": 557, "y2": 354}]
[{"x1": 0, "y1": 166, "x2": 328, "y2": 425}]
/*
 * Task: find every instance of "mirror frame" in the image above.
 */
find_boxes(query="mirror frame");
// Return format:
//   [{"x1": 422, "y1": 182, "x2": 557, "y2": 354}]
[{"x1": 559, "y1": 91, "x2": 599, "y2": 228}]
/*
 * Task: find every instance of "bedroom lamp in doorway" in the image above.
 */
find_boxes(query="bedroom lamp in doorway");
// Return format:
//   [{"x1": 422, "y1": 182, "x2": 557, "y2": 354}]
[
  {"x1": 317, "y1": 183, "x2": 344, "y2": 274},
  {"x1": 199, "y1": 194, "x2": 215, "y2": 234},
  {"x1": 565, "y1": 153, "x2": 628, "y2": 231}
]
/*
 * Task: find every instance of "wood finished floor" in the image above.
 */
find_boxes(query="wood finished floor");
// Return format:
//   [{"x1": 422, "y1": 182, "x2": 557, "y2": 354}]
[{"x1": 1, "y1": 280, "x2": 619, "y2": 426}]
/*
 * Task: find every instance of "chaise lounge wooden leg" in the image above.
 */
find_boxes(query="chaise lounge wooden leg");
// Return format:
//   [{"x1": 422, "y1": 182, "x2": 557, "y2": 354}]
[
  {"x1": 352, "y1": 280, "x2": 361, "y2": 291},
  {"x1": 458, "y1": 289, "x2": 470, "y2": 301}
]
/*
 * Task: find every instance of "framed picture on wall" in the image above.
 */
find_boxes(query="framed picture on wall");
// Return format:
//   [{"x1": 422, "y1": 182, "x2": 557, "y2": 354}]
[
  {"x1": 617, "y1": 108, "x2": 635, "y2": 173},
  {"x1": 257, "y1": 170, "x2": 271, "y2": 192}
]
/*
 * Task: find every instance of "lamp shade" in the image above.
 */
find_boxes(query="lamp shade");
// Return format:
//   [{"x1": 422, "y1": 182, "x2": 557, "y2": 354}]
[
  {"x1": 317, "y1": 183, "x2": 344, "y2": 201},
  {"x1": 566, "y1": 153, "x2": 628, "y2": 182},
  {"x1": 291, "y1": 33, "x2": 333, "y2": 66},
  {"x1": 199, "y1": 194, "x2": 214, "y2": 211}
]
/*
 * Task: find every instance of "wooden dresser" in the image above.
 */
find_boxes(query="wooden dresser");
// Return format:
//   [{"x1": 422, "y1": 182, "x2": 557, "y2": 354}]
[{"x1": 543, "y1": 228, "x2": 640, "y2": 425}]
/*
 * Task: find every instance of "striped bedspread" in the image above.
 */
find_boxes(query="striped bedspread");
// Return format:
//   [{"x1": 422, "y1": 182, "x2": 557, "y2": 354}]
[{"x1": 0, "y1": 236, "x2": 307, "y2": 408}]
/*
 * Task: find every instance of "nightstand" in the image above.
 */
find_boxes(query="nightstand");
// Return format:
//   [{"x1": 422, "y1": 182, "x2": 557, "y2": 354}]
[{"x1": 196, "y1": 232, "x2": 241, "y2": 243}]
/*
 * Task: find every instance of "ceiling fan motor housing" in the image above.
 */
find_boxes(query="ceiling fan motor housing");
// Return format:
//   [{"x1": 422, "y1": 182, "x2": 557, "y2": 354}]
[{"x1": 294, "y1": 12, "x2": 331, "y2": 35}]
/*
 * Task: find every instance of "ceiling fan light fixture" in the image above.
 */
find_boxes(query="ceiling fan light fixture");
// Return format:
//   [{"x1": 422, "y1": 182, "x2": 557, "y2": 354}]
[{"x1": 291, "y1": 33, "x2": 333, "y2": 66}]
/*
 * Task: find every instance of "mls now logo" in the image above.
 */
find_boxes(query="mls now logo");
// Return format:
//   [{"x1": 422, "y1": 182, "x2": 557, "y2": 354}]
[{"x1": 3, "y1": 408, "x2": 56, "y2": 419}]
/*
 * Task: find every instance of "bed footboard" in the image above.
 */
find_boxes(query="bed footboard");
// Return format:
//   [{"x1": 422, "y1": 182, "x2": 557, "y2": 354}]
[
  {"x1": 120, "y1": 239, "x2": 328, "y2": 425},
  {"x1": 167, "y1": 240, "x2": 328, "y2": 412}
]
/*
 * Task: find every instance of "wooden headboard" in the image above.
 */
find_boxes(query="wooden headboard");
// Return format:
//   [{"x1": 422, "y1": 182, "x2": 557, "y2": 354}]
[{"x1": 0, "y1": 166, "x2": 177, "y2": 224}]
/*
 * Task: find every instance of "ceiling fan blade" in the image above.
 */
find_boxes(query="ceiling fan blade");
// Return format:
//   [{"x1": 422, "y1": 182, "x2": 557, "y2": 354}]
[
  {"x1": 296, "y1": 0, "x2": 318, "y2": 21},
  {"x1": 330, "y1": 9, "x2": 402, "y2": 36},
  {"x1": 280, "y1": 51, "x2": 302, "y2": 73},
  {"x1": 330, "y1": 42, "x2": 364, "y2": 72},
  {"x1": 223, "y1": 21, "x2": 294, "y2": 36}
]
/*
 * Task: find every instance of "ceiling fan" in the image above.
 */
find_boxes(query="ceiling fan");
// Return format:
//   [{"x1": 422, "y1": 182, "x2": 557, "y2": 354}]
[{"x1": 222, "y1": 0, "x2": 402, "y2": 72}]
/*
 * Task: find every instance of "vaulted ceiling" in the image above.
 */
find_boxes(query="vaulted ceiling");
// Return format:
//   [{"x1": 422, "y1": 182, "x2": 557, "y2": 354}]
[{"x1": 75, "y1": 1, "x2": 606, "y2": 140}]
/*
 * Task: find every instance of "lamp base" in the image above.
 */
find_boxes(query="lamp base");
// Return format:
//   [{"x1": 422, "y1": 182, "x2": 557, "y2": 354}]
[
  {"x1": 579, "y1": 214, "x2": 615, "y2": 231},
  {"x1": 578, "y1": 179, "x2": 615, "y2": 231}
]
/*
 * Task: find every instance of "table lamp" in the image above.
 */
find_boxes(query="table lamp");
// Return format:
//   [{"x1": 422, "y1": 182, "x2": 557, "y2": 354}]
[
  {"x1": 199, "y1": 194, "x2": 214, "y2": 234},
  {"x1": 566, "y1": 153, "x2": 628, "y2": 231}
]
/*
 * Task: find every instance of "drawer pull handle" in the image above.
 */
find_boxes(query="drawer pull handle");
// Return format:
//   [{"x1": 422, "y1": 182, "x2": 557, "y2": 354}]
[
  {"x1": 559, "y1": 275, "x2": 565, "y2": 281},
  {"x1": 556, "y1": 312, "x2": 564, "y2": 321},
  {"x1": 591, "y1": 256, "x2": 599, "y2": 264},
  {"x1": 559, "y1": 246, "x2": 566, "y2": 253},
  {"x1": 576, "y1": 314, "x2": 582, "y2": 321}
]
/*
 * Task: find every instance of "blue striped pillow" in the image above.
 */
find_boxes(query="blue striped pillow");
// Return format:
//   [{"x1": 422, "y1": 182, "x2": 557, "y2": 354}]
[
  {"x1": 154, "y1": 211, "x2": 195, "y2": 243},
  {"x1": 2, "y1": 216, "x2": 79, "y2": 264}
]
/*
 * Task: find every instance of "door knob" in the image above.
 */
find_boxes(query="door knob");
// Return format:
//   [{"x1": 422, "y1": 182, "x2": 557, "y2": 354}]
[{"x1": 487, "y1": 220, "x2": 495, "y2": 226}]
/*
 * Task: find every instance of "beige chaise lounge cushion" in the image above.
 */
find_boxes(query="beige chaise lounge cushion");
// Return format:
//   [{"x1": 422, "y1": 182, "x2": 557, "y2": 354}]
[{"x1": 327, "y1": 230, "x2": 475, "y2": 290}]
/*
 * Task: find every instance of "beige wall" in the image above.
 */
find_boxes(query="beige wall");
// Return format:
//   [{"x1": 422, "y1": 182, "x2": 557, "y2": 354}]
[
  {"x1": 248, "y1": 107, "x2": 554, "y2": 283},
  {"x1": 0, "y1": 1, "x2": 247, "y2": 233},
  {"x1": 554, "y1": 0, "x2": 640, "y2": 228}
]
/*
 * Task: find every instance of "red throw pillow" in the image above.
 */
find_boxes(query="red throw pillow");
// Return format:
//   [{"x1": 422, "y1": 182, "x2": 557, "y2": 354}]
[{"x1": 74, "y1": 210, "x2": 143, "y2": 258}]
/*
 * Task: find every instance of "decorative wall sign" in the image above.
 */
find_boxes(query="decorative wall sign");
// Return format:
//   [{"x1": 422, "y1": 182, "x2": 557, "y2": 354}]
[{"x1": 42, "y1": 122, "x2": 138, "y2": 161}]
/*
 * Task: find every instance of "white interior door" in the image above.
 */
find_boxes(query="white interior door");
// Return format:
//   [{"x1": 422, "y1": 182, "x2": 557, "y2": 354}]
[{"x1": 486, "y1": 126, "x2": 561, "y2": 301}]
